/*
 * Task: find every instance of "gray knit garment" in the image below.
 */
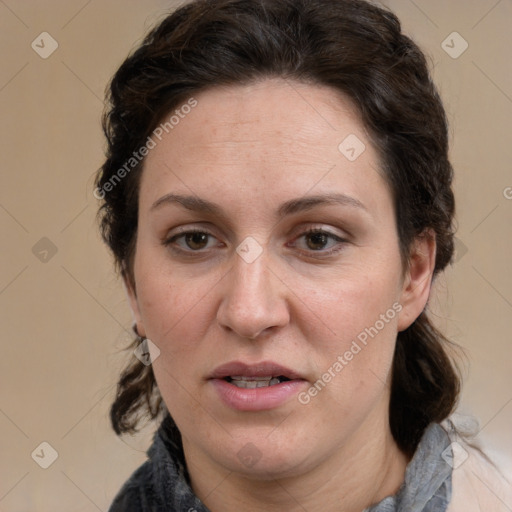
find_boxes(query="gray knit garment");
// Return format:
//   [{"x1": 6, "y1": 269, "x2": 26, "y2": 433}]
[
  {"x1": 363, "y1": 423, "x2": 452, "y2": 511},
  {"x1": 109, "y1": 416, "x2": 452, "y2": 511}
]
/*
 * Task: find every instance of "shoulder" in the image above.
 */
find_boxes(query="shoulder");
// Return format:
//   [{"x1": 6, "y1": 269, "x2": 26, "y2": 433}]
[
  {"x1": 443, "y1": 419, "x2": 512, "y2": 512},
  {"x1": 108, "y1": 415, "x2": 192, "y2": 512},
  {"x1": 108, "y1": 459, "x2": 161, "y2": 512}
]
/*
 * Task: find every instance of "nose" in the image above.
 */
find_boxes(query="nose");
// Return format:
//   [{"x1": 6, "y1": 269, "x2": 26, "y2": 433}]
[{"x1": 216, "y1": 249, "x2": 290, "y2": 340}]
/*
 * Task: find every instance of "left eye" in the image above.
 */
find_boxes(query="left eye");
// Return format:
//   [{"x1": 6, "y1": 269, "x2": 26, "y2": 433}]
[{"x1": 292, "y1": 229, "x2": 346, "y2": 255}]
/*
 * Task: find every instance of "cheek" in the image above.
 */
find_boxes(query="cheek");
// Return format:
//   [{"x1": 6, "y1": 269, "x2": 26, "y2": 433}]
[
  {"x1": 138, "y1": 278, "x2": 209, "y2": 346},
  {"x1": 301, "y1": 305, "x2": 398, "y2": 431},
  {"x1": 133, "y1": 242, "x2": 216, "y2": 342},
  {"x1": 300, "y1": 272, "x2": 401, "y2": 402},
  {"x1": 304, "y1": 269, "x2": 401, "y2": 343},
  {"x1": 136, "y1": 271, "x2": 212, "y2": 418}
]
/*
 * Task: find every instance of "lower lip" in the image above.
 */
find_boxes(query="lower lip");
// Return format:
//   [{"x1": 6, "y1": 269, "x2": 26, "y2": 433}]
[{"x1": 210, "y1": 378, "x2": 307, "y2": 411}]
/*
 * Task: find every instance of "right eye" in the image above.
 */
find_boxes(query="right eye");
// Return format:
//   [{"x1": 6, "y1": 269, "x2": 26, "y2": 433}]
[{"x1": 163, "y1": 228, "x2": 221, "y2": 254}]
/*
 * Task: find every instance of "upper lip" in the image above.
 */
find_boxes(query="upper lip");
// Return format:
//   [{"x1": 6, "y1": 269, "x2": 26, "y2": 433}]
[{"x1": 209, "y1": 360, "x2": 305, "y2": 380}]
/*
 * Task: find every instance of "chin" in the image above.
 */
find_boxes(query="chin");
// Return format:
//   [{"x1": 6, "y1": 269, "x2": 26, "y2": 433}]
[{"x1": 215, "y1": 435, "x2": 315, "y2": 480}]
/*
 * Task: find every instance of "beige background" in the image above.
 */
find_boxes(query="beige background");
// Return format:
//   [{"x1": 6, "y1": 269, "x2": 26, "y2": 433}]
[{"x1": 1, "y1": 0, "x2": 511, "y2": 510}]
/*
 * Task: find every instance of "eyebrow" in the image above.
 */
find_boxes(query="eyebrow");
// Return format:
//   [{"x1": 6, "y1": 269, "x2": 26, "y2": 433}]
[{"x1": 150, "y1": 192, "x2": 368, "y2": 218}]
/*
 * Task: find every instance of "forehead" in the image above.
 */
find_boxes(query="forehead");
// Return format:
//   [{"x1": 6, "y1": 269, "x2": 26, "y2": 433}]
[
  {"x1": 139, "y1": 78, "x2": 390, "y2": 216},
  {"x1": 152, "y1": 78, "x2": 366, "y2": 158}
]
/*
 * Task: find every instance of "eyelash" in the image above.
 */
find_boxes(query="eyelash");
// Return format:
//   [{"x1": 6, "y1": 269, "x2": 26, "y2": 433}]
[{"x1": 162, "y1": 227, "x2": 347, "y2": 258}]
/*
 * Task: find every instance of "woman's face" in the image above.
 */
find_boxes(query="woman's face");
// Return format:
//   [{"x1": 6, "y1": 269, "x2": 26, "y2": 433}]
[{"x1": 127, "y1": 78, "x2": 433, "y2": 478}]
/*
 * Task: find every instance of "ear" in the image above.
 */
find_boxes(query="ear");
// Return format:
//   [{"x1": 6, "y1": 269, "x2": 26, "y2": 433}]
[
  {"x1": 397, "y1": 230, "x2": 437, "y2": 332},
  {"x1": 122, "y1": 270, "x2": 146, "y2": 338}
]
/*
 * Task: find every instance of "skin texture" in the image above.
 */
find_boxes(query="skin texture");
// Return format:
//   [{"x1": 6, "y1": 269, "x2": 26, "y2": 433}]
[{"x1": 125, "y1": 78, "x2": 436, "y2": 512}]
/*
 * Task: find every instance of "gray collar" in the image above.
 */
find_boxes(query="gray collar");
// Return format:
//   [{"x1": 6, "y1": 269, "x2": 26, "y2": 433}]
[{"x1": 364, "y1": 423, "x2": 453, "y2": 512}]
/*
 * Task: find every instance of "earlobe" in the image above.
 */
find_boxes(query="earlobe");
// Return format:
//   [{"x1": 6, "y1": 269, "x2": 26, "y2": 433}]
[
  {"x1": 397, "y1": 230, "x2": 437, "y2": 332},
  {"x1": 122, "y1": 271, "x2": 146, "y2": 338}
]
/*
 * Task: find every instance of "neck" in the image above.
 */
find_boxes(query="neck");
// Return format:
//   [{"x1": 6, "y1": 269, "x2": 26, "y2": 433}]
[{"x1": 183, "y1": 409, "x2": 410, "y2": 512}]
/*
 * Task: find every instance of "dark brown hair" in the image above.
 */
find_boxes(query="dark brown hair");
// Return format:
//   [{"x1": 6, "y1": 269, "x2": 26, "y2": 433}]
[{"x1": 96, "y1": 0, "x2": 461, "y2": 457}]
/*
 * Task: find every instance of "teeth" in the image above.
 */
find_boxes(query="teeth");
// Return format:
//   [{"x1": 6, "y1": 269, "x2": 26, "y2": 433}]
[
  {"x1": 231, "y1": 376, "x2": 273, "y2": 381},
  {"x1": 229, "y1": 376, "x2": 283, "y2": 388}
]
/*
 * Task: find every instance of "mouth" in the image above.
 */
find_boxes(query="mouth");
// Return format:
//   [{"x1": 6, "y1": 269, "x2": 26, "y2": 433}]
[
  {"x1": 209, "y1": 360, "x2": 305, "y2": 383},
  {"x1": 224, "y1": 375, "x2": 292, "y2": 388},
  {"x1": 208, "y1": 360, "x2": 307, "y2": 411}
]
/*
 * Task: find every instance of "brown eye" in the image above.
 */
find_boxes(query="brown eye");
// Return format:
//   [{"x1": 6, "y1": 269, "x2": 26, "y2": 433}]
[
  {"x1": 305, "y1": 231, "x2": 330, "y2": 251},
  {"x1": 183, "y1": 232, "x2": 209, "y2": 250},
  {"x1": 291, "y1": 228, "x2": 347, "y2": 258},
  {"x1": 163, "y1": 229, "x2": 219, "y2": 254}
]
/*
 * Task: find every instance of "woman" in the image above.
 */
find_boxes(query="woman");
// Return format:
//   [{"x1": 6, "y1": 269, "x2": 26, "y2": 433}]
[{"x1": 95, "y1": 0, "x2": 511, "y2": 510}]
